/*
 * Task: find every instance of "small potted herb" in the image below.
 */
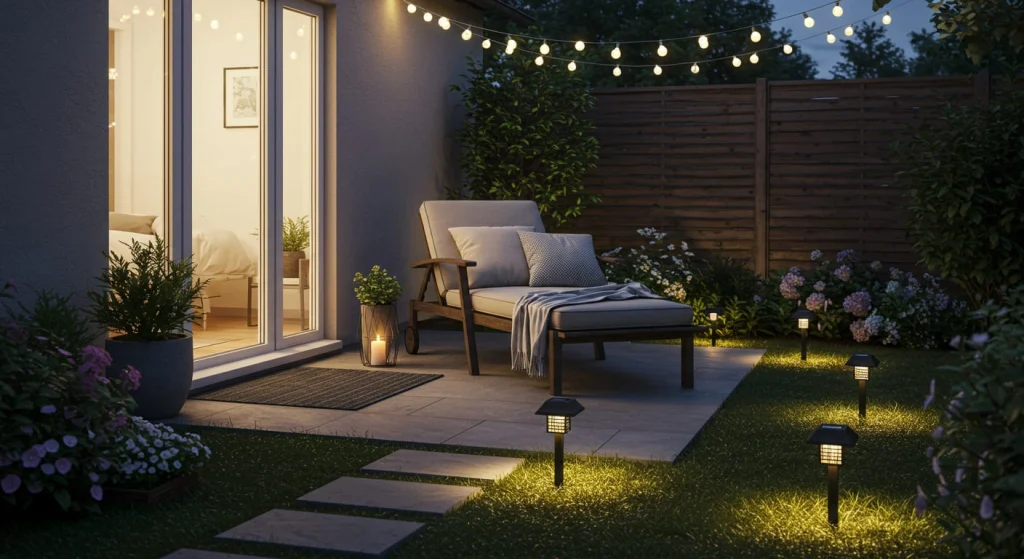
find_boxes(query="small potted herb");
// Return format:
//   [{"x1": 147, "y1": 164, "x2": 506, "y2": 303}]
[
  {"x1": 88, "y1": 236, "x2": 209, "y2": 419},
  {"x1": 283, "y1": 216, "x2": 310, "y2": 278},
  {"x1": 353, "y1": 266, "x2": 402, "y2": 366}
]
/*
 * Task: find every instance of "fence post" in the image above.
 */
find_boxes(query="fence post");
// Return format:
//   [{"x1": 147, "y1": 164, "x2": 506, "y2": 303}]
[
  {"x1": 973, "y1": 68, "x2": 991, "y2": 108},
  {"x1": 754, "y1": 78, "x2": 769, "y2": 277}
]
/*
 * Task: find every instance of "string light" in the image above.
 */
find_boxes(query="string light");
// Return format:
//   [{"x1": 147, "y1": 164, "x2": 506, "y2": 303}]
[
  {"x1": 750, "y1": 28, "x2": 761, "y2": 43},
  {"x1": 482, "y1": 37, "x2": 491, "y2": 49},
  {"x1": 657, "y1": 41, "x2": 668, "y2": 57},
  {"x1": 461, "y1": 27, "x2": 473, "y2": 40},
  {"x1": 732, "y1": 56, "x2": 742, "y2": 67},
  {"x1": 690, "y1": 63, "x2": 699, "y2": 74},
  {"x1": 407, "y1": 3, "x2": 416, "y2": 14},
  {"x1": 575, "y1": 40, "x2": 586, "y2": 52},
  {"x1": 803, "y1": 13, "x2": 815, "y2": 28},
  {"x1": 832, "y1": 1, "x2": 843, "y2": 17},
  {"x1": 653, "y1": 64, "x2": 662, "y2": 75},
  {"x1": 611, "y1": 44, "x2": 621, "y2": 59},
  {"x1": 535, "y1": 55, "x2": 545, "y2": 66},
  {"x1": 844, "y1": 24, "x2": 854, "y2": 36},
  {"x1": 698, "y1": 35, "x2": 709, "y2": 49},
  {"x1": 146, "y1": 7, "x2": 155, "y2": 16},
  {"x1": 882, "y1": 11, "x2": 892, "y2": 24},
  {"x1": 438, "y1": 16, "x2": 450, "y2": 29},
  {"x1": 826, "y1": 31, "x2": 836, "y2": 43},
  {"x1": 210, "y1": 19, "x2": 219, "y2": 30},
  {"x1": 132, "y1": 5, "x2": 140, "y2": 15},
  {"x1": 750, "y1": 53, "x2": 759, "y2": 64},
  {"x1": 783, "y1": 44, "x2": 793, "y2": 54},
  {"x1": 505, "y1": 37, "x2": 518, "y2": 54},
  {"x1": 540, "y1": 41, "x2": 550, "y2": 55},
  {"x1": 613, "y1": 65, "x2": 622, "y2": 77},
  {"x1": 567, "y1": 60, "x2": 577, "y2": 71},
  {"x1": 423, "y1": 12, "x2": 432, "y2": 22}
]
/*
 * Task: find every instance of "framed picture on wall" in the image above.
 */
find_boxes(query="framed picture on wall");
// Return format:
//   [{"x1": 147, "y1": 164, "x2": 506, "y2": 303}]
[{"x1": 223, "y1": 67, "x2": 259, "y2": 128}]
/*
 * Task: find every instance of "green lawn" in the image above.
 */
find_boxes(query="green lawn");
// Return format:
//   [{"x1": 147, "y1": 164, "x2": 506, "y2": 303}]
[{"x1": 0, "y1": 340, "x2": 959, "y2": 559}]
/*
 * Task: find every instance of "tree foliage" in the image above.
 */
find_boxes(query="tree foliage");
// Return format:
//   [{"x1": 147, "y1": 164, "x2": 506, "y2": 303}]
[
  {"x1": 875, "y1": 0, "x2": 1024, "y2": 64},
  {"x1": 831, "y1": 22, "x2": 908, "y2": 79},
  {"x1": 908, "y1": 29, "x2": 979, "y2": 76}
]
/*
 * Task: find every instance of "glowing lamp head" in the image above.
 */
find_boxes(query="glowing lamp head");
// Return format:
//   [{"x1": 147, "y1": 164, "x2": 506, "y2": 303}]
[
  {"x1": 657, "y1": 42, "x2": 668, "y2": 57},
  {"x1": 482, "y1": 38, "x2": 491, "y2": 49},
  {"x1": 832, "y1": 2, "x2": 843, "y2": 17},
  {"x1": 698, "y1": 35, "x2": 709, "y2": 49},
  {"x1": 534, "y1": 55, "x2": 544, "y2": 66},
  {"x1": 846, "y1": 353, "x2": 880, "y2": 381},
  {"x1": 575, "y1": 40, "x2": 586, "y2": 52},
  {"x1": 826, "y1": 32, "x2": 837, "y2": 44},
  {"x1": 750, "y1": 28, "x2": 761, "y2": 43},
  {"x1": 505, "y1": 37, "x2": 517, "y2": 54},
  {"x1": 803, "y1": 13, "x2": 815, "y2": 28},
  {"x1": 882, "y1": 11, "x2": 891, "y2": 25},
  {"x1": 808, "y1": 424, "x2": 859, "y2": 466},
  {"x1": 783, "y1": 44, "x2": 793, "y2": 55},
  {"x1": 799, "y1": 318, "x2": 809, "y2": 329},
  {"x1": 567, "y1": 60, "x2": 577, "y2": 72},
  {"x1": 536, "y1": 397, "x2": 585, "y2": 435},
  {"x1": 462, "y1": 28, "x2": 473, "y2": 41},
  {"x1": 791, "y1": 309, "x2": 815, "y2": 330},
  {"x1": 407, "y1": 3, "x2": 417, "y2": 13},
  {"x1": 844, "y1": 25, "x2": 854, "y2": 36},
  {"x1": 611, "y1": 44, "x2": 621, "y2": 59},
  {"x1": 613, "y1": 65, "x2": 622, "y2": 77},
  {"x1": 540, "y1": 42, "x2": 550, "y2": 55},
  {"x1": 423, "y1": 12, "x2": 433, "y2": 22},
  {"x1": 690, "y1": 63, "x2": 700, "y2": 74},
  {"x1": 438, "y1": 17, "x2": 450, "y2": 30},
  {"x1": 732, "y1": 56, "x2": 741, "y2": 68},
  {"x1": 704, "y1": 306, "x2": 724, "y2": 323},
  {"x1": 653, "y1": 65, "x2": 663, "y2": 76},
  {"x1": 749, "y1": 53, "x2": 759, "y2": 64}
]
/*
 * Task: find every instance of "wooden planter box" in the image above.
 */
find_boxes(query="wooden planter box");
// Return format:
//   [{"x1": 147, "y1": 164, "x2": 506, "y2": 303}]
[{"x1": 105, "y1": 474, "x2": 200, "y2": 506}]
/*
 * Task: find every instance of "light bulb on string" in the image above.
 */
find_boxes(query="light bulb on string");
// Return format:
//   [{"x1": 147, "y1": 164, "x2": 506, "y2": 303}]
[
  {"x1": 611, "y1": 44, "x2": 621, "y2": 59},
  {"x1": 132, "y1": 5, "x2": 140, "y2": 15},
  {"x1": 783, "y1": 44, "x2": 793, "y2": 54},
  {"x1": 698, "y1": 35, "x2": 709, "y2": 49},
  {"x1": 567, "y1": 60, "x2": 577, "y2": 72},
  {"x1": 826, "y1": 31, "x2": 836, "y2": 44},
  {"x1": 653, "y1": 64, "x2": 663, "y2": 75},
  {"x1": 882, "y1": 11, "x2": 892, "y2": 24},
  {"x1": 844, "y1": 24, "x2": 854, "y2": 36},
  {"x1": 832, "y1": 2, "x2": 843, "y2": 17},
  {"x1": 540, "y1": 42, "x2": 550, "y2": 55},
  {"x1": 482, "y1": 38, "x2": 491, "y2": 49},
  {"x1": 407, "y1": 3, "x2": 417, "y2": 14},
  {"x1": 750, "y1": 53, "x2": 759, "y2": 64},
  {"x1": 803, "y1": 13, "x2": 815, "y2": 28},
  {"x1": 750, "y1": 28, "x2": 761, "y2": 43},
  {"x1": 210, "y1": 19, "x2": 219, "y2": 30},
  {"x1": 438, "y1": 17, "x2": 450, "y2": 30},
  {"x1": 690, "y1": 63, "x2": 700, "y2": 74},
  {"x1": 657, "y1": 41, "x2": 668, "y2": 57},
  {"x1": 505, "y1": 37, "x2": 517, "y2": 55},
  {"x1": 146, "y1": 7, "x2": 155, "y2": 16},
  {"x1": 613, "y1": 65, "x2": 622, "y2": 77},
  {"x1": 535, "y1": 55, "x2": 544, "y2": 66},
  {"x1": 462, "y1": 27, "x2": 473, "y2": 41},
  {"x1": 423, "y1": 12, "x2": 432, "y2": 22},
  {"x1": 732, "y1": 56, "x2": 742, "y2": 67},
  {"x1": 575, "y1": 40, "x2": 586, "y2": 52}
]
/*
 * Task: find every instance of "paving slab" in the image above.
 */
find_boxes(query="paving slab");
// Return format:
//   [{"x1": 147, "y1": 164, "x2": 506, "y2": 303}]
[
  {"x1": 594, "y1": 430, "x2": 698, "y2": 462},
  {"x1": 161, "y1": 550, "x2": 270, "y2": 559},
  {"x1": 361, "y1": 449, "x2": 523, "y2": 480},
  {"x1": 297, "y1": 476, "x2": 481, "y2": 515},
  {"x1": 216, "y1": 509, "x2": 423, "y2": 557}
]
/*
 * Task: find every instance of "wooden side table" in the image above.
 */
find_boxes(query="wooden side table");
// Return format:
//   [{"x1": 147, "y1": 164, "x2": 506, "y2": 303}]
[{"x1": 247, "y1": 258, "x2": 310, "y2": 330}]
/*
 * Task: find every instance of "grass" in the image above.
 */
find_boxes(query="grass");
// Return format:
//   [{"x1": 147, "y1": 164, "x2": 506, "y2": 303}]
[{"x1": 0, "y1": 339, "x2": 961, "y2": 559}]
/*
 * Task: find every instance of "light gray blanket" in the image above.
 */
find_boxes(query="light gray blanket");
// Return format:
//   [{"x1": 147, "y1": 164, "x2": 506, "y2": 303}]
[{"x1": 510, "y1": 282, "x2": 662, "y2": 378}]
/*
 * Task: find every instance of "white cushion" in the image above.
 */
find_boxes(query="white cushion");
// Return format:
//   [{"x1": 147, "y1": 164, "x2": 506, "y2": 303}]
[
  {"x1": 109, "y1": 212, "x2": 157, "y2": 234},
  {"x1": 448, "y1": 226, "x2": 534, "y2": 289},
  {"x1": 517, "y1": 232, "x2": 607, "y2": 287}
]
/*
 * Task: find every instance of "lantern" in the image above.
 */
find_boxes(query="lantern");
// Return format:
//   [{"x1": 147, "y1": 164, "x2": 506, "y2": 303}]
[
  {"x1": 704, "y1": 306, "x2": 724, "y2": 347},
  {"x1": 807, "y1": 424, "x2": 859, "y2": 527},
  {"x1": 845, "y1": 354, "x2": 879, "y2": 418},
  {"x1": 535, "y1": 397, "x2": 585, "y2": 487},
  {"x1": 791, "y1": 309, "x2": 816, "y2": 361}
]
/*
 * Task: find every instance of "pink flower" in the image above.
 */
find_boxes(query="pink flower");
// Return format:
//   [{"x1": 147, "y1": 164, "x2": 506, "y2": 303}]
[
  {"x1": 121, "y1": 365, "x2": 142, "y2": 391},
  {"x1": 843, "y1": 291, "x2": 872, "y2": 317},
  {"x1": 833, "y1": 265, "x2": 853, "y2": 282},
  {"x1": 1, "y1": 474, "x2": 21, "y2": 494},
  {"x1": 806, "y1": 293, "x2": 826, "y2": 312}
]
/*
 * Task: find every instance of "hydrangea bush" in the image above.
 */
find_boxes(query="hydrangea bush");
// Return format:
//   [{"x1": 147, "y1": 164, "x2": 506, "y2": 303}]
[
  {"x1": 110, "y1": 417, "x2": 211, "y2": 488},
  {"x1": 602, "y1": 228, "x2": 697, "y2": 303}
]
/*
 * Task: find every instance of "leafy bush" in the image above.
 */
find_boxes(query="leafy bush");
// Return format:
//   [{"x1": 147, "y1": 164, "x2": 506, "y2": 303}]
[
  {"x1": 894, "y1": 91, "x2": 1024, "y2": 306},
  {"x1": 918, "y1": 285, "x2": 1024, "y2": 557},
  {"x1": 282, "y1": 216, "x2": 310, "y2": 252},
  {"x1": 88, "y1": 236, "x2": 209, "y2": 341},
  {"x1": 602, "y1": 228, "x2": 697, "y2": 302},
  {"x1": 1, "y1": 281, "x2": 137, "y2": 512},
  {"x1": 451, "y1": 48, "x2": 600, "y2": 227},
  {"x1": 110, "y1": 417, "x2": 211, "y2": 488},
  {"x1": 3, "y1": 288, "x2": 97, "y2": 351},
  {"x1": 353, "y1": 266, "x2": 402, "y2": 306}
]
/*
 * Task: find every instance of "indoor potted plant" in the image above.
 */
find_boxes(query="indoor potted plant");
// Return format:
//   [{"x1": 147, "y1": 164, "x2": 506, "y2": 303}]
[
  {"x1": 353, "y1": 265, "x2": 402, "y2": 366},
  {"x1": 88, "y1": 236, "x2": 208, "y2": 420},
  {"x1": 283, "y1": 216, "x2": 310, "y2": 278}
]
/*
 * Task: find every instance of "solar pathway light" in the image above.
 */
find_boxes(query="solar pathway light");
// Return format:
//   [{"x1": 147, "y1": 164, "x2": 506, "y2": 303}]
[
  {"x1": 791, "y1": 309, "x2": 816, "y2": 361},
  {"x1": 535, "y1": 397, "x2": 584, "y2": 488},
  {"x1": 846, "y1": 353, "x2": 879, "y2": 418},
  {"x1": 704, "y1": 306, "x2": 724, "y2": 347},
  {"x1": 807, "y1": 424, "x2": 859, "y2": 527}
]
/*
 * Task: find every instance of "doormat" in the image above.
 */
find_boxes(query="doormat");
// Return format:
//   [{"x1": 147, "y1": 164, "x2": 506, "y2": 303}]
[{"x1": 194, "y1": 367, "x2": 442, "y2": 411}]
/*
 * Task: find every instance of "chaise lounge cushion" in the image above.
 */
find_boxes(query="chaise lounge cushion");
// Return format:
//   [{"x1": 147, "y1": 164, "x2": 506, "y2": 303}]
[{"x1": 444, "y1": 287, "x2": 694, "y2": 331}]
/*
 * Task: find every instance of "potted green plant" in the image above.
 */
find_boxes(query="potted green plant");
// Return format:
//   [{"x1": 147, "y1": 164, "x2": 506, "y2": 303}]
[
  {"x1": 88, "y1": 236, "x2": 208, "y2": 419},
  {"x1": 353, "y1": 266, "x2": 402, "y2": 367},
  {"x1": 283, "y1": 216, "x2": 310, "y2": 278}
]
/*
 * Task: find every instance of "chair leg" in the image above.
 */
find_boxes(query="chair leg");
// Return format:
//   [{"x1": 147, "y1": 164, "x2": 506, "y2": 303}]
[
  {"x1": 593, "y1": 342, "x2": 606, "y2": 361},
  {"x1": 461, "y1": 312, "x2": 480, "y2": 376},
  {"x1": 681, "y1": 334, "x2": 695, "y2": 389},
  {"x1": 549, "y1": 330, "x2": 563, "y2": 395}
]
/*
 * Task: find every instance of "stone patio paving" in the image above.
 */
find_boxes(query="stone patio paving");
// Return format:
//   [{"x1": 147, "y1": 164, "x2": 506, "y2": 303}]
[{"x1": 170, "y1": 331, "x2": 764, "y2": 462}]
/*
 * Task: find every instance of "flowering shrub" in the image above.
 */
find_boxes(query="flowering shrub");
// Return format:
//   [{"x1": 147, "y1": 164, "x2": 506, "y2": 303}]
[
  {"x1": 602, "y1": 228, "x2": 697, "y2": 303},
  {"x1": 110, "y1": 418, "x2": 211, "y2": 488},
  {"x1": 1, "y1": 281, "x2": 137, "y2": 512},
  {"x1": 917, "y1": 286, "x2": 1024, "y2": 557}
]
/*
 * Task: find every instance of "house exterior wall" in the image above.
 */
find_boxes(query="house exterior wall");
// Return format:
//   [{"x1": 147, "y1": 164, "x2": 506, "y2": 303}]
[
  {"x1": 0, "y1": 2, "x2": 109, "y2": 302},
  {"x1": 330, "y1": 0, "x2": 482, "y2": 342}
]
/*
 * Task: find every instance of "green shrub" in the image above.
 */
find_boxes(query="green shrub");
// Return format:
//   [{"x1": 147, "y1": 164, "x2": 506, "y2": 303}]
[
  {"x1": 919, "y1": 285, "x2": 1024, "y2": 557},
  {"x1": 451, "y1": 47, "x2": 600, "y2": 227},
  {"x1": 353, "y1": 266, "x2": 402, "y2": 306},
  {"x1": 894, "y1": 91, "x2": 1024, "y2": 306},
  {"x1": 282, "y1": 216, "x2": 310, "y2": 252},
  {"x1": 3, "y1": 289, "x2": 97, "y2": 351}
]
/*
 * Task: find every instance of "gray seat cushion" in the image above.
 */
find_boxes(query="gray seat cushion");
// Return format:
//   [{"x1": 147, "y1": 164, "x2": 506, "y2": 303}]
[{"x1": 444, "y1": 286, "x2": 694, "y2": 331}]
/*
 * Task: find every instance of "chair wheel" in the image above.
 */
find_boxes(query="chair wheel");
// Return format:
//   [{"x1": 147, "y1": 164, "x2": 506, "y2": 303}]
[{"x1": 405, "y1": 326, "x2": 420, "y2": 354}]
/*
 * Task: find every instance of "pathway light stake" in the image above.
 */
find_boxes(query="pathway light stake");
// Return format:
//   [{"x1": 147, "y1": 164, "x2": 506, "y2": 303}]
[
  {"x1": 807, "y1": 424, "x2": 858, "y2": 528},
  {"x1": 845, "y1": 353, "x2": 879, "y2": 418},
  {"x1": 705, "y1": 306, "x2": 724, "y2": 347},
  {"x1": 791, "y1": 309, "x2": 815, "y2": 360},
  {"x1": 535, "y1": 397, "x2": 584, "y2": 487}
]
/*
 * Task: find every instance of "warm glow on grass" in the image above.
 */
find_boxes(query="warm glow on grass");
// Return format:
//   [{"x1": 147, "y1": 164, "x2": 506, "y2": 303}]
[{"x1": 774, "y1": 402, "x2": 935, "y2": 434}]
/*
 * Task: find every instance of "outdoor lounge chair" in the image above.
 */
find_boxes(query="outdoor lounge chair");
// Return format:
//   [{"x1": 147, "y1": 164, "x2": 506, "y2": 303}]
[{"x1": 406, "y1": 200, "x2": 707, "y2": 396}]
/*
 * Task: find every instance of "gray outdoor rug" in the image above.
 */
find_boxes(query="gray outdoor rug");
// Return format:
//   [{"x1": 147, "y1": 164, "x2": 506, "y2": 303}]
[{"x1": 194, "y1": 367, "x2": 443, "y2": 411}]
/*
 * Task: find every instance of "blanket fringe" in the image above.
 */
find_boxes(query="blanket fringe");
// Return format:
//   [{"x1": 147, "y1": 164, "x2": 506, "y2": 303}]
[{"x1": 511, "y1": 351, "x2": 546, "y2": 378}]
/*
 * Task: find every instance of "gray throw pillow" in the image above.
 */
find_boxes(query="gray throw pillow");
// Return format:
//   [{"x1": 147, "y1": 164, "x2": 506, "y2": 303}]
[
  {"x1": 448, "y1": 226, "x2": 535, "y2": 288},
  {"x1": 517, "y1": 232, "x2": 607, "y2": 287}
]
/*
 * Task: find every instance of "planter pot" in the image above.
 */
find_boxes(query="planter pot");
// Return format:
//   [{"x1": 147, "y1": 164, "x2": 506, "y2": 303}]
[
  {"x1": 283, "y1": 250, "x2": 306, "y2": 278},
  {"x1": 360, "y1": 304, "x2": 399, "y2": 367},
  {"x1": 105, "y1": 473, "x2": 200, "y2": 506},
  {"x1": 106, "y1": 334, "x2": 193, "y2": 420}
]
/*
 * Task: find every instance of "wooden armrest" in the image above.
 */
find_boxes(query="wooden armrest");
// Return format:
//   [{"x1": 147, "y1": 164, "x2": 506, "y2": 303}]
[
  {"x1": 412, "y1": 258, "x2": 477, "y2": 269},
  {"x1": 598, "y1": 255, "x2": 623, "y2": 264}
]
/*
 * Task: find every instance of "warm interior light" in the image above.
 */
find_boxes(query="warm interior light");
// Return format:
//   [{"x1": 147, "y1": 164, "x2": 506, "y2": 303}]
[
  {"x1": 407, "y1": 3, "x2": 417, "y2": 14},
  {"x1": 820, "y1": 444, "x2": 843, "y2": 465},
  {"x1": 709, "y1": 312, "x2": 718, "y2": 322},
  {"x1": 854, "y1": 366, "x2": 869, "y2": 381},
  {"x1": 783, "y1": 44, "x2": 793, "y2": 54},
  {"x1": 575, "y1": 40, "x2": 586, "y2": 51},
  {"x1": 657, "y1": 42, "x2": 668, "y2": 57},
  {"x1": 146, "y1": 7, "x2": 155, "y2": 16},
  {"x1": 132, "y1": 5, "x2": 140, "y2": 15},
  {"x1": 798, "y1": 318, "x2": 810, "y2": 329},
  {"x1": 194, "y1": 12, "x2": 202, "y2": 21},
  {"x1": 547, "y1": 415, "x2": 570, "y2": 434},
  {"x1": 506, "y1": 37, "x2": 517, "y2": 53},
  {"x1": 698, "y1": 35, "x2": 709, "y2": 49},
  {"x1": 235, "y1": 32, "x2": 244, "y2": 42}
]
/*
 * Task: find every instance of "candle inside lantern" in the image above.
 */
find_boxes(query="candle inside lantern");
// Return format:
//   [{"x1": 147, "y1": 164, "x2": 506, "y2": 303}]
[{"x1": 369, "y1": 334, "x2": 386, "y2": 366}]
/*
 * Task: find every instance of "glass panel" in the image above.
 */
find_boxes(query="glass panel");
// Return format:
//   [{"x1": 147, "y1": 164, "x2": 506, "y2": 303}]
[
  {"x1": 282, "y1": 7, "x2": 318, "y2": 337},
  {"x1": 191, "y1": 0, "x2": 264, "y2": 358}
]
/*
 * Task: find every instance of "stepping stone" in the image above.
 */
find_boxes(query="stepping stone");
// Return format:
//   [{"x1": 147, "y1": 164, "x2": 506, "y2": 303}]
[
  {"x1": 216, "y1": 509, "x2": 423, "y2": 557},
  {"x1": 362, "y1": 449, "x2": 523, "y2": 481},
  {"x1": 298, "y1": 476, "x2": 481, "y2": 516},
  {"x1": 161, "y1": 551, "x2": 270, "y2": 559}
]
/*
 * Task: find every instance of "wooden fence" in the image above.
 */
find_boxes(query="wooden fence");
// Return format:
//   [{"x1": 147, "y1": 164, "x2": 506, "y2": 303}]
[{"x1": 564, "y1": 73, "x2": 999, "y2": 275}]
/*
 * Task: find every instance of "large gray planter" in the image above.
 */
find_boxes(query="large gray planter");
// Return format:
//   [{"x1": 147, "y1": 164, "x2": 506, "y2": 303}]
[{"x1": 106, "y1": 334, "x2": 193, "y2": 420}]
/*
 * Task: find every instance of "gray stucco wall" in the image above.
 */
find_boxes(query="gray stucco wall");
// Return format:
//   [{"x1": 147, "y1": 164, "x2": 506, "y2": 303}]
[
  {"x1": 0, "y1": 2, "x2": 108, "y2": 303},
  {"x1": 331, "y1": 0, "x2": 481, "y2": 342}
]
